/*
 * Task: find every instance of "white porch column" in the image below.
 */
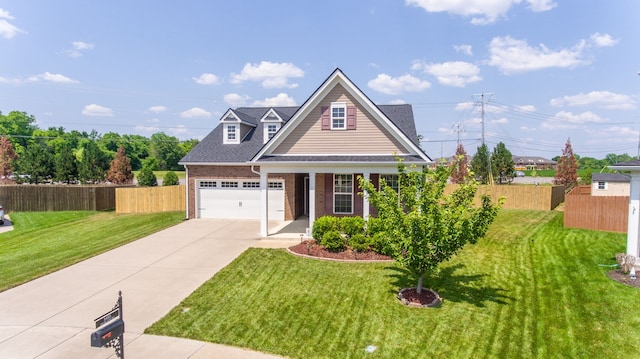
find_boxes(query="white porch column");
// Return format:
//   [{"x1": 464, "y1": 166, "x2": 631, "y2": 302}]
[
  {"x1": 627, "y1": 173, "x2": 640, "y2": 257},
  {"x1": 260, "y1": 171, "x2": 269, "y2": 238},
  {"x1": 308, "y1": 172, "x2": 316, "y2": 234},
  {"x1": 362, "y1": 172, "x2": 370, "y2": 220}
]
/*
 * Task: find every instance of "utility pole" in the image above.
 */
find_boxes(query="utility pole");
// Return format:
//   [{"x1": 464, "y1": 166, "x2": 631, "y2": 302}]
[
  {"x1": 453, "y1": 123, "x2": 464, "y2": 145},
  {"x1": 473, "y1": 93, "x2": 494, "y2": 184}
]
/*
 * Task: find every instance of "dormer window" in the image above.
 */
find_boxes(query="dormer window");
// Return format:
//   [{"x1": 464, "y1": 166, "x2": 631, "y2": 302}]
[
  {"x1": 267, "y1": 124, "x2": 278, "y2": 140},
  {"x1": 260, "y1": 108, "x2": 283, "y2": 143},
  {"x1": 224, "y1": 124, "x2": 239, "y2": 144}
]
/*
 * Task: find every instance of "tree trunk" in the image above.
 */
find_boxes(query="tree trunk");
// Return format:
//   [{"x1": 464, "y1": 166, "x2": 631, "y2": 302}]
[{"x1": 417, "y1": 273, "x2": 424, "y2": 294}]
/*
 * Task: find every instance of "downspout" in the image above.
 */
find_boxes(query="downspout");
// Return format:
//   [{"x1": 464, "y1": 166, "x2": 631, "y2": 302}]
[
  {"x1": 250, "y1": 165, "x2": 260, "y2": 176},
  {"x1": 184, "y1": 165, "x2": 189, "y2": 220}
]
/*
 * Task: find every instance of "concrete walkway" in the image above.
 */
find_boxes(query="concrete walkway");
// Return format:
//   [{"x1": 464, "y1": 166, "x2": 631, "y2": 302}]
[{"x1": 0, "y1": 219, "x2": 300, "y2": 359}]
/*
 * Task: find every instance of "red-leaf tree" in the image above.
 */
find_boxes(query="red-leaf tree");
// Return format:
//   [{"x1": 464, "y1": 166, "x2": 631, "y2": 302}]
[
  {"x1": 450, "y1": 143, "x2": 469, "y2": 184},
  {"x1": 107, "y1": 145, "x2": 134, "y2": 184},
  {"x1": 553, "y1": 138, "x2": 578, "y2": 189},
  {"x1": 0, "y1": 136, "x2": 18, "y2": 183}
]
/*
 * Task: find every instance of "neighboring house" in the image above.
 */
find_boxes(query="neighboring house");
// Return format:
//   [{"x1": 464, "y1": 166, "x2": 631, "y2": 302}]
[
  {"x1": 513, "y1": 156, "x2": 557, "y2": 170},
  {"x1": 609, "y1": 160, "x2": 640, "y2": 265},
  {"x1": 180, "y1": 68, "x2": 432, "y2": 236},
  {"x1": 591, "y1": 173, "x2": 630, "y2": 196}
]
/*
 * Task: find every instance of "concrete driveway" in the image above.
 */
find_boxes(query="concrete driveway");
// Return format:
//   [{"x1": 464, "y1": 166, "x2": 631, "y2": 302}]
[{"x1": 0, "y1": 219, "x2": 293, "y2": 359}]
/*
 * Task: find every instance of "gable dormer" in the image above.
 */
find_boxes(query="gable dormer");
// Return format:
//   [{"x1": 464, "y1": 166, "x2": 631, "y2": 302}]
[
  {"x1": 221, "y1": 109, "x2": 256, "y2": 144},
  {"x1": 260, "y1": 108, "x2": 283, "y2": 144}
]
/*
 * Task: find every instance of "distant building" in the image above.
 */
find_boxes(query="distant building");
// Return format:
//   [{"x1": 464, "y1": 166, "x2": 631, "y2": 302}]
[
  {"x1": 513, "y1": 156, "x2": 557, "y2": 170},
  {"x1": 591, "y1": 173, "x2": 630, "y2": 196}
]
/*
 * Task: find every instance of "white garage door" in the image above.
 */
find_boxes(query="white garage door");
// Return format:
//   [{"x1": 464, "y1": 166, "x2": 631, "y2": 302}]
[{"x1": 197, "y1": 180, "x2": 284, "y2": 220}]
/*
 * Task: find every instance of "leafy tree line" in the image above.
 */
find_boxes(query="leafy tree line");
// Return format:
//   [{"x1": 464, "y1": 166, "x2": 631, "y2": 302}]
[{"x1": 0, "y1": 110, "x2": 198, "y2": 184}]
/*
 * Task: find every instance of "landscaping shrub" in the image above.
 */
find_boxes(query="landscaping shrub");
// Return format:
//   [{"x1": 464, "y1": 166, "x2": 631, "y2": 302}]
[
  {"x1": 349, "y1": 234, "x2": 369, "y2": 253},
  {"x1": 371, "y1": 231, "x2": 394, "y2": 256},
  {"x1": 321, "y1": 230, "x2": 346, "y2": 252},
  {"x1": 312, "y1": 216, "x2": 340, "y2": 240},
  {"x1": 162, "y1": 171, "x2": 179, "y2": 186},
  {"x1": 340, "y1": 216, "x2": 365, "y2": 238},
  {"x1": 365, "y1": 217, "x2": 385, "y2": 236}
]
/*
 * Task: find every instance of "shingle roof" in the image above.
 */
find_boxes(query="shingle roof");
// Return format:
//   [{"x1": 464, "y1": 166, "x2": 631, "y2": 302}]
[
  {"x1": 592, "y1": 173, "x2": 630, "y2": 182},
  {"x1": 180, "y1": 104, "x2": 424, "y2": 164}
]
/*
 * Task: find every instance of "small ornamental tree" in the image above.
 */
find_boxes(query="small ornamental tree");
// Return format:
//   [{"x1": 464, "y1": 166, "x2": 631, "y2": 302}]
[
  {"x1": 554, "y1": 138, "x2": 578, "y2": 189},
  {"x1": 0, "y1": 136, "x2": 18, "y2": 182},
  {"x1": 107, "y1": 145, "x2": 134, "y2": 184},
  {"x1": 470, "y1": 143, "x2": 491, "y2": 184},
  {"x1": 136, "y1": 161, "x2": 158, "y2": 187},
  {"x1": 492, "y1": 142, "x2": 515, "y2": 184},
  {"x1": 162, "y1": 171, "x2": 179, "y2": 186},
  {"x1": 359, "y1": 159, "x2": 501, "y2": 294},
  {"x1": 450, "y1": 143, "x2": 469, "y2": 184}
]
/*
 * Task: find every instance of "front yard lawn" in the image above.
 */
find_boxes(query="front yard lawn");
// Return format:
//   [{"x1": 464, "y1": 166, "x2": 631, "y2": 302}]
[
  {"x1": 146, "y1": 210, "x2": 640, "y2": 358},
  {"x1": 0, "y1": 211, "x2": 184, "y2": 291}
]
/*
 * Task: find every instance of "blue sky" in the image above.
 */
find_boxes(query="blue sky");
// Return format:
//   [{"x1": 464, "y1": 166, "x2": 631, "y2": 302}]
[{"x1": 1, "y1": 0, "x2": 639, "y2": 160}]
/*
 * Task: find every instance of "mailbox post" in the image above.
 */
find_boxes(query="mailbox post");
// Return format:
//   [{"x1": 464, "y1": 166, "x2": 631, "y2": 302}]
[{"x1": 91, "y1": 291, "x2": 124, "y2": 359}]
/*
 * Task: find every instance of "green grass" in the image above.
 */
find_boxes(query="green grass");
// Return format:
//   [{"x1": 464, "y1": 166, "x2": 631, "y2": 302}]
[
  {"x1": 0, "y1": 211, "x2": 185, "y2": 291},
  {"x1": 146, "y1": 210, "x2": 640, "y2": 358}
]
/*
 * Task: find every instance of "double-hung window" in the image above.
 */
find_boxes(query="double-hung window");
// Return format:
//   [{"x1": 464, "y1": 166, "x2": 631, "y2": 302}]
[
  {"x1": 334, "y1": 174, "x2": 353, "y2": 214},
  {"x1": 380, "y1": 174, "x2": 399, "y2": 193},
  {"x1": 331, "y1": 103, "x2": 346, "y2": 130},
  {"x1": 225, "y1": 125, "x2": 237, "y2": 143},
  {"x1": 267, "y1": 124, "x2": 278, "y2": 139}
]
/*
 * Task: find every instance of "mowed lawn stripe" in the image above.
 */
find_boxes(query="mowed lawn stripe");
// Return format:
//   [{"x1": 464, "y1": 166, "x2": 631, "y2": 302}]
[
  {"x1": 146, "y1": 210, "x2": 640, "y2": 358},
  {"x1": 0, "y1": 211, "x2": 185, "y2": 291}
]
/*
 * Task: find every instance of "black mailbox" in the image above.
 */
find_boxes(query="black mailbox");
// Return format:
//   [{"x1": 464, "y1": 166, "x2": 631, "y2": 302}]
[{"x1": 90, "y1": 319, "x2": 124, "y2": 348}]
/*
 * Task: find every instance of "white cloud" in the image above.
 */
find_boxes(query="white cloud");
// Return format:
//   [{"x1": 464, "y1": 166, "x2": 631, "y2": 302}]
[
  {"x1": 516, "y1": 104, "x2": 537, "y2": 112},
  {"x1": 406, "y1": 0, "x2": 554, "y2": 25},
  {"x1": 230, "y1": 61, "x2": 304, "y2": 89},
  {"x1": 224, "y1": 93, "x2": 250, "y2": 107},
  {"x1": 66, "y1": 41, "x2": 94, "y2": 57},
  {"x1": 192, "y1": 73, "x2": 220, "y2": 85},
  {"x1": 27, "y1": 72, "x2": 79, "y2": 84},
  {"x1": 413, "y1": 61, "x2": 481, "y2": 87},
  {"x1": 491, "y1": 117, "x2": 509, "y2": 124},
  {"x1": 527, "y1": 0, "x2": 557, "y2": 12},
  {"x1": 168, "y1": 125, "x2": 189, "y2": 136},
  {"x1": 389, "y1": 99, "x2": 407, "y2": 105},
  {"x1": 135, "y1": 125, "x2": 160, "y2": 133},
  {"x1": 454, "y1": 44, "x2": 473, "y2": 56},
  {"x1": 147, "y1": 105, "x2": 167, "y2": 113},
  {"x1": 590, "y1": 33, "x2": 619, "y2": 47},
  {"x1": 180, "y1": 107, "x2": 212, "y2": 119},
  {"x1": 368, "y1": 73, "x2": 431, "y2": 95},
  {"x1": 486, "y1": 36, "x2": 589, "y2": 74},
  {"x1": 520, "y1": 126, "x2": 536, "y2": 132},
  {"x1": 252, "y1": 93, "x2": 296, "y2": 107},
  {"x1": 82, "y1": 104, "x2": 113, "y2": 117},
  {"x1": 550, "y1": 91, "x2": 636, "y2": 110},
  {"x1": 0, "y1": 8, "x2": 25, "y2": 39},
  {"x1": 542, "y1": 110, "x2": 606, "y2": 129}
]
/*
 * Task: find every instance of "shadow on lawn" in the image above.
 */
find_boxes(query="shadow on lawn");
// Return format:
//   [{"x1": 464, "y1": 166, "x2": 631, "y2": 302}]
[{"x1": 387, "y1": 264, "x2": 512, "y2": 307}]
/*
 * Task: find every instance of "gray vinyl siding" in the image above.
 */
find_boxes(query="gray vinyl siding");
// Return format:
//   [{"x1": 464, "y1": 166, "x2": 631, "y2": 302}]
[{"x1": 272, "y1": 84, "x2": 408, "y2": 155}]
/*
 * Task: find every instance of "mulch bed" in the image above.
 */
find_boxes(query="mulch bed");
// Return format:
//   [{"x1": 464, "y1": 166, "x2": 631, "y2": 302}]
[
  {"x1": 288, "y1": 240, "x2": 392, "y2": 261},
  {"x1": 607, "y1": 269, "x2": 640, "y2": 288},
  {"x1": 288, "y1": 240, "x2": 440, "y2": 307}
]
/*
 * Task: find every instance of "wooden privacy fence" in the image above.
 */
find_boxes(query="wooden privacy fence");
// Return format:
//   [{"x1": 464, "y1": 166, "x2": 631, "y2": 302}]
[
  {"x1": 564, "y1": 185, "x2": 628, "y2": 233},
  {"x1": 0, "y1": 185, "x2": 118, "y2": 212},
  {"x1": 116, "y1": 185, "x2": 185, "y2": 214},
  {"x1": 444, "y1": 184, "x2": 565, "y2": 211}
]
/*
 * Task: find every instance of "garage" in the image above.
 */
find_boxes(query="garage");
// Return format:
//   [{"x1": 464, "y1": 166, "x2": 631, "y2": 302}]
[{"x1": 197, "y1": 179, "x2": 284, "y2": 220}]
